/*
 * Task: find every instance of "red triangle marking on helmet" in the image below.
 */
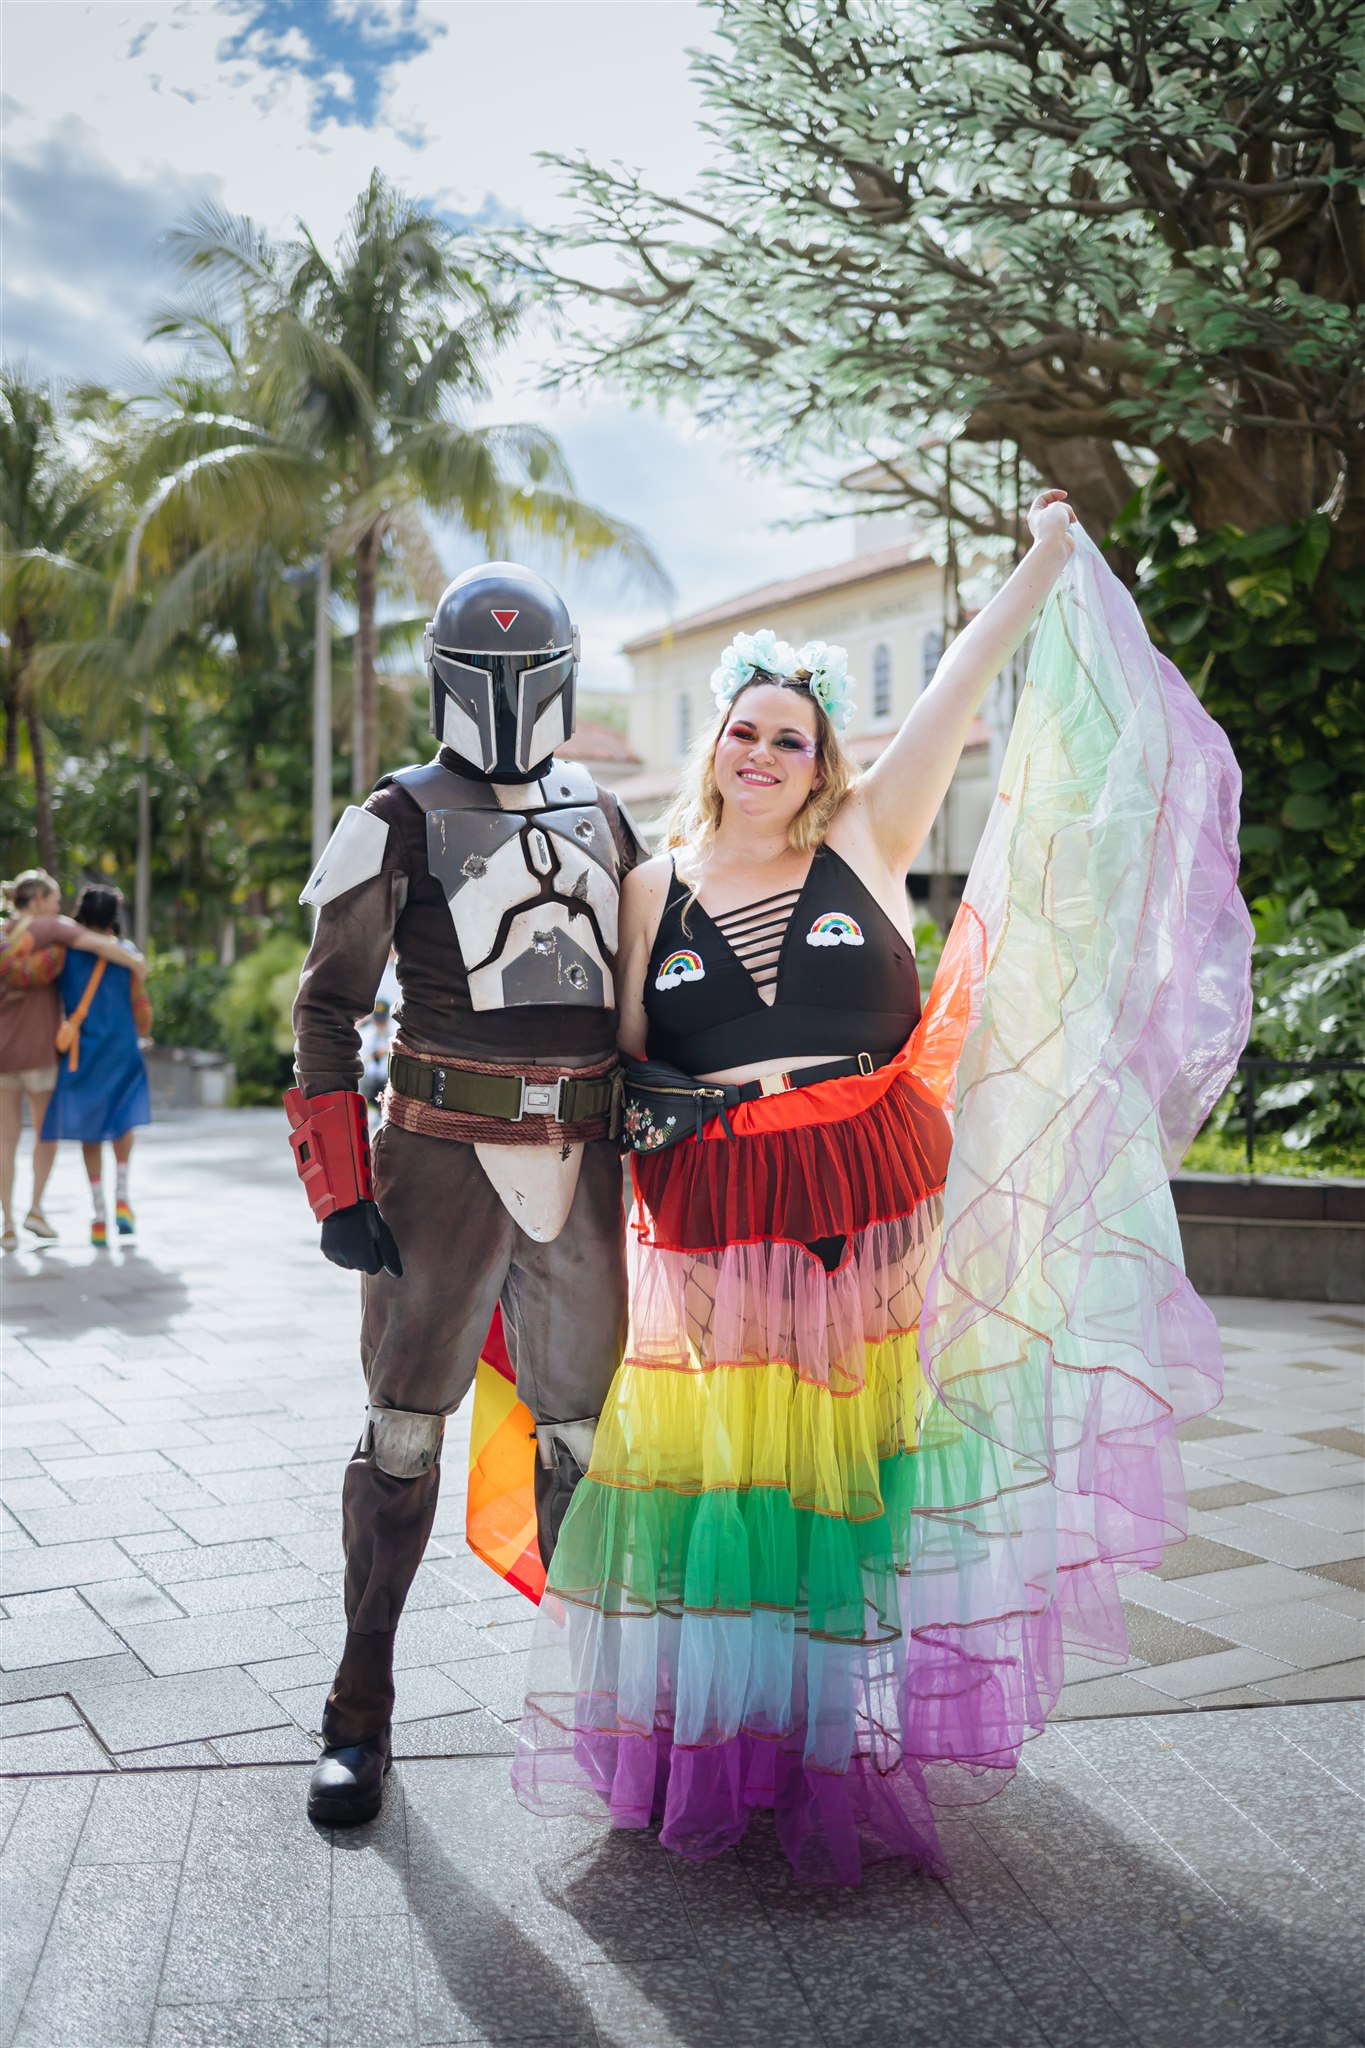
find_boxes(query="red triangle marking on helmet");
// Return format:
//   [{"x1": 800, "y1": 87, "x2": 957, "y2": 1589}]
[{"x1": 491, "y1": 609, "x2": 519, "y2": 631}]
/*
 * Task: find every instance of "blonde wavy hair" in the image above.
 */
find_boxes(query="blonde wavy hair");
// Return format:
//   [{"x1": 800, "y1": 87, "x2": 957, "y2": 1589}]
[
  {"x1": 0, "y1": 869, "x2": 59, "y2": 916},
  {"x1": 660, "y1": 674, "x2": 858, "y2": 889}
]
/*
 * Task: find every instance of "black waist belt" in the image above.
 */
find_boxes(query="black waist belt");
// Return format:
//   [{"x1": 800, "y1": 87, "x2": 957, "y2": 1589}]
[
  {"x1": 731, "y1": 1051, "x2": 886, "y2": 1102},
  {"x1": 620, "y1": 1050, "x2": 896, "y2": 1153},
  {"x1": 387, "y1": 1052, "x2": 617, "y2": 1124}
]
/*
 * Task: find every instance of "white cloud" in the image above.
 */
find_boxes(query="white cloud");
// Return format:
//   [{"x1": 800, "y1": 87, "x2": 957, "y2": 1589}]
[{"x1": 2, "y1": 0, "x2": 858, "y2": 645}]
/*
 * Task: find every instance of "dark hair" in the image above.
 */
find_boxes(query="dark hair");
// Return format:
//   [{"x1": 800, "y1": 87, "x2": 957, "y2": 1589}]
[{"x1": 74, "y1": 885, "x2": 124, "y2": 934}]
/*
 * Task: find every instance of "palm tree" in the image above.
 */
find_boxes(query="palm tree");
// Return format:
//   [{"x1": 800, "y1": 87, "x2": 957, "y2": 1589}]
[
  {"x1": 127, "y1": 172, "x2": 666, "y2": 828},
  {"x1": 0, "y1": 369, "x2": 110, "y2": 869}
]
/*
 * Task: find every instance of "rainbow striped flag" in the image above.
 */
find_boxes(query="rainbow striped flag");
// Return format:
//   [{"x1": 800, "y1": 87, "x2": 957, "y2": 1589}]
[{"x1": 465, "y1": 1308, "x2": 545, "y2": 1605}]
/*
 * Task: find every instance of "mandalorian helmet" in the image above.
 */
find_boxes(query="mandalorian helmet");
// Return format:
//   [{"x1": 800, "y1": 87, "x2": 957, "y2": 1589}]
[{"x1": 423, "y1": 562, "x2": 579, "y2": 778}]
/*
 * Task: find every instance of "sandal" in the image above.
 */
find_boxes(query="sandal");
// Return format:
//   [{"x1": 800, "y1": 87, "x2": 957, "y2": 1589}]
[
  {"x1": 23, "y1": 1210, "x2": 57, "y2": 1241},
  {"x1": 90, "y1": 1218, "x2": 108, "y2": 1248}
]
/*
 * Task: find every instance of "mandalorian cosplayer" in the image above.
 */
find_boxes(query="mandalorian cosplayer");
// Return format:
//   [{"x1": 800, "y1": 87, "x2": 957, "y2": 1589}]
[{"x1": 286, "y1": 562, "x2": 643, "y2": 1826}]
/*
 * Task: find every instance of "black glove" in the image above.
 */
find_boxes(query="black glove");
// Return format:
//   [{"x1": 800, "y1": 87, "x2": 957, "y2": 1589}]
[{"x1": 320, "y1": 1199, "x2": 403, "y2": 1278}]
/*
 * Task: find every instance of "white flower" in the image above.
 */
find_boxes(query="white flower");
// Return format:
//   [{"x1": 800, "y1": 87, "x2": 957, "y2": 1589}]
[
  {"x1": 709, "y1": 626, "x2": 799, "y2": 709},
  {"x1": 795, "y1": 641, "x2": 856, "y2": 732}
]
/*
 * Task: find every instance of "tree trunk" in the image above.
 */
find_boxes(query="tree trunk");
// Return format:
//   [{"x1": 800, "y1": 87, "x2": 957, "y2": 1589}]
[
  {"x1": 2, "y1": 677, "x2": 19, "y2": 776},
  {"x1": 134, "y1": 704, "x2": 152, "y2": 952},
  {"x1": 312, "y1": 552, "x2": 333, "y2": 865},
  {"x1": 23, "y1": 699, "x2": 57, "y2": 875},
  {"x1": 353, "y1": 528, "x2": 380, "y2": 795}
]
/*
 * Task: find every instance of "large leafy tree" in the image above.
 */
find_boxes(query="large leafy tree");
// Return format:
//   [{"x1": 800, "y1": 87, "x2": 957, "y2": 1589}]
[
  {"x1": 128, "y1": 171, "x2": 665, "y2": 801},
  {"x1": 518, "y1": 0, "x2": 1363, "y2": 557},
  {"x1": 0, "y1": 370, "x2": 110, "y2": 870},
  {"x1": 504, "y1": 0, "x2": 1365, "y2": 908}
]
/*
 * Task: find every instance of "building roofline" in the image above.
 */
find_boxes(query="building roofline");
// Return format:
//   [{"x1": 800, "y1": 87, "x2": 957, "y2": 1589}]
[{"x1": 622, "y1": 543, "x2": 935, "y2": 654}]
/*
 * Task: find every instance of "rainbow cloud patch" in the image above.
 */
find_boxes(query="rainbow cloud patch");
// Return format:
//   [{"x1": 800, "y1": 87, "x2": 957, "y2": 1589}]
[
  {"x1": 655, "y1": 948, "x2": 706, "y2": 990},
  {"x1": 806, "y1": 913, "x2": 864, "y2": 948}
]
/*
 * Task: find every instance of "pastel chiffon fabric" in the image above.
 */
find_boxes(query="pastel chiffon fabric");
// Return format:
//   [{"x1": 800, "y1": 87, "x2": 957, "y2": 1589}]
[{"x1": 512, "y1": 533, "x2": 1254, "y2": 1883}]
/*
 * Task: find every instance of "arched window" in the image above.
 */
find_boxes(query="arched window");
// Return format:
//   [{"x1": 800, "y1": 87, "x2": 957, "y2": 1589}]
[
  {"x1": 922, "y1": 627, "x2": 944, "y2": 688},
  {"x1": 676, "y1": 691, "x2": 692, "y2": 757},
  {"x1": 872, "y1": 643, "x2": 892, "y2": 720}
]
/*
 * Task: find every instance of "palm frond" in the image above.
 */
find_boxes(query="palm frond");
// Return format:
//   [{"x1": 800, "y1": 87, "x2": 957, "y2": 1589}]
[
  {"x1": 499, "y1": 487, "x2": 672, "y2": 598},
  {"x1": 123, "y1": 443, "x2": 319, "y2": 590},
  {"x1": 167, "y1": 202, "x2": 276, "y2": 294}
]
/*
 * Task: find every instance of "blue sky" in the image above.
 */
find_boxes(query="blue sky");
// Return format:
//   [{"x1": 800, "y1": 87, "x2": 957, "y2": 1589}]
[{"x1": 1, "y1": 0, "x2": 847, "y2": 691}]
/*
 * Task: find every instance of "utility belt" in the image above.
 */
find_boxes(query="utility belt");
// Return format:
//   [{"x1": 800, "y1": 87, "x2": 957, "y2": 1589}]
[
  {"x1": 620, "y1": 1050, "x2": 893, "y2": 1153},
  {"x1": 387, "y1": 1049, "x2": 620, "y2": 1134}
]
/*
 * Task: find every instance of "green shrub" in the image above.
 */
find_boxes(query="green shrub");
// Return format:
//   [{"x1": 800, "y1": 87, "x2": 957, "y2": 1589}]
[
  {"x1": 221, "y1": 933, "x2": 307, "y2": 1104},
  {"x1": 142, "y1": 953, "x2": 230, "y2": 1053},
  {"x1": 913, "y1": 913, "x2": 946, "y2": 1007},
  {"x1": 1207, "y1": 888, "x2": 1365, "y2": 1155}
]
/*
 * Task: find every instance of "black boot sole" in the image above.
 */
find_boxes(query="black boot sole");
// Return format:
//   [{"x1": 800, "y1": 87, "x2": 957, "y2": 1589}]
[{"x1": 307, "y1": 1751, "x2": 393, "y2": 1828}]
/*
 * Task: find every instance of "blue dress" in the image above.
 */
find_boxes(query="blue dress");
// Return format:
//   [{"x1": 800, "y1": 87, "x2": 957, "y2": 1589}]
[{"x1": 41, "y1": 948, "x2": 151, "y2": 1143}]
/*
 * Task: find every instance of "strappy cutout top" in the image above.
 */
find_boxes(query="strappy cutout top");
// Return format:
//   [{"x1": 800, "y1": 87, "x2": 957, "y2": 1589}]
[
  {"x1": 709, "y1": 886, "x2": 803, "y2": 995},
  {"x1": 643, "y1": 845, "x2": 921, "y2": 1073}
]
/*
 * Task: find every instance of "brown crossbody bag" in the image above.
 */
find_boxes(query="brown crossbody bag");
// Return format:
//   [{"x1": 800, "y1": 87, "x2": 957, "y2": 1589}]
[{"x1": 55, "y1": 959, "x2": 105, "y2": 1072}]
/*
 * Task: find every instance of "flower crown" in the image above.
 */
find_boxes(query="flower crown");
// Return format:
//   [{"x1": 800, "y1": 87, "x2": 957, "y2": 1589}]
[{"x1": 709, "y1": 628, "x2": 856, "y2": 733}]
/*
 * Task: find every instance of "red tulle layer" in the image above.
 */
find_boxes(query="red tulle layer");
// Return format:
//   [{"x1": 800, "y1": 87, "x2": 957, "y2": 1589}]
[{"x1": 632, "y1": 1072, "x2": 953, "y2": 1255}]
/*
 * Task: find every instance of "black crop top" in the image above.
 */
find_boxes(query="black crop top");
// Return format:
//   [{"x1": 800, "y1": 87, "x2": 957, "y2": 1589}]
[{"x1": 643, "y1": 846, "x2": 921, "y2": 1073}]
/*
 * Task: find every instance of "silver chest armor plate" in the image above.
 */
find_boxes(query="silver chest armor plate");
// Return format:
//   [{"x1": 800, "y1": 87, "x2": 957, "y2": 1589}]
[{"x1": 388, "y1": 757, "x2": 619, "y2": 1011}]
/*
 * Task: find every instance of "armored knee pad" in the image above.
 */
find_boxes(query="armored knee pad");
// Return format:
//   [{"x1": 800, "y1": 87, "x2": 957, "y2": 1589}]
[
  {"x1": 533, "y1": 1418, "x2": 596, "y2": 1568},
  {"x1": 366, "y1": 1404, "x2": 445, "y2": 1480}
]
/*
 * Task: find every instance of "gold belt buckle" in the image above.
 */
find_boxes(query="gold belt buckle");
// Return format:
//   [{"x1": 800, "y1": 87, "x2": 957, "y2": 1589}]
[
  {"x1": 857, "y1": 1052, "x2": 874, "y2": 1075},
  {"x1": 758, "y1": 1070, "x2": 791, "y2": 1097}
]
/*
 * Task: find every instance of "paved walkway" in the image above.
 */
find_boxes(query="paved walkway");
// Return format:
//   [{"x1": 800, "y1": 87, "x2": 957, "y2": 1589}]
[{"x1": 1, "y1": 1112, "x2": 1362, "y2": 2046}]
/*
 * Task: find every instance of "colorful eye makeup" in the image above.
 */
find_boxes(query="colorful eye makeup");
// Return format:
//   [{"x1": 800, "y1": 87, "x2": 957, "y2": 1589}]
[{"x1": 722, "y1": 720, "x2": 816, "y2": 758}]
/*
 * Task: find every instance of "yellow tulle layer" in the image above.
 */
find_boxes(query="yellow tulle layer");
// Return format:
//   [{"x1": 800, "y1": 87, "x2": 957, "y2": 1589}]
[{"x1": 588, "y1": 1334, "x2": 950, "y2": 1523}]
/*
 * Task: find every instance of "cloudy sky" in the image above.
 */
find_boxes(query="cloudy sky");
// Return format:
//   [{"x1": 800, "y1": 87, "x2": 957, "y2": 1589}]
[{"x1": 2, "y1": 0, "x2": 849, "y2": 690}]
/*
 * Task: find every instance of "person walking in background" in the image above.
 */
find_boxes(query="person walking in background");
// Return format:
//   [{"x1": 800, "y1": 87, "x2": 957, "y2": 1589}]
[
  {"x1": 0, "y1": 869, "x2": 145, "y2": 1250},
  {"x1": 40, "y1": 885, "x2": 152, "y2": 1247}
]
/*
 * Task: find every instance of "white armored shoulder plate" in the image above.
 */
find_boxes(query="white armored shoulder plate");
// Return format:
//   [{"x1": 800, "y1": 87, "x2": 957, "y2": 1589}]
[
  {"x1": 536, "y1": 758, "x2": 597, "y2": 808},
  {"x1": 299, "y1": 806, "x2": 390, "y2": 908}
]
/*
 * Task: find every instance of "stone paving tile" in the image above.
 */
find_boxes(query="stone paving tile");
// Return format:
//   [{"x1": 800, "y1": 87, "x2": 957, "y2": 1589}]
[
  {"x1": 0, "y1": 1724, "x2": 116, "y2": 1774},
  {"x1": 156, "y1": 1565, "x2": 325, "y2": 1618},
  {"x1": 79, "y1": 1576, "x2": 187, "y2": 1627},
  {"x1": 1, "y1": 1649, "x2": 148, "y2": 1708},
  {"x1": 1249, "y1": 1658, "x2": 1365, "y2": 1705},
  {"x1": 273, "y1": 1663, "x2": 475, "y2": 1734},
  {"x1": 1200, "y1": 1509, "x2": 1363, "y2": 1570},
  {"x1": 147, "y1": 1997, "x2": 328, "y2": 2047},
  {"x1": 1134, "y1": 1644, "x2": 1300, "y2": 1700},
  {"x1": 1178, "y1": 1559, "x2": 1323, "y2": 1610},
  {"x1": 2, "y1": 1500, "x2": 169, "y2": 1548},
  {"x1": 1214, "y1": 1595, "x2": 1365, "y2": 1669},
  {"x1": 0, "y1": 1608, "x2": 127, "y2": 1669},
  {"x1": 0, "y1": 1775, "x2": 98, "y2": 2035},
  {"x1": 0, "y1": 1697, "x2": 81, "y2": 1738},
  {"x1": 0, "y1": 1537, "x2": 142, "y2": 1599},
  {"x1": 115, "y1": 1610, "x2": 311, "y2": 1677},
  {"x1": 9, "y1": 1863, "x2": 182, "y2": 2045},
  {"x1": 212, "y1": 1726, "x2": 319, "y2": 1765},
  {"x1": 73, "y1": 1667, "x2": 288, "y2": 1753},
  {"x1": 1257, "y1": 1485, "x2": 1365, "y2": 1534}
]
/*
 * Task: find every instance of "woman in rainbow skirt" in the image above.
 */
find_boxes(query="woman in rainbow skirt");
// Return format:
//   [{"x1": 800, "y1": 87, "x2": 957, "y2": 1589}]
[{"x1": 513, "y1": 490, "x2": 1252, "y2": 1884}]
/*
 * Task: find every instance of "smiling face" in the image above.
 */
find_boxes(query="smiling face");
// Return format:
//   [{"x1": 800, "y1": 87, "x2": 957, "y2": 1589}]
[{"x1": 712, "y1": 681, "x2": 824, "y2": 828}]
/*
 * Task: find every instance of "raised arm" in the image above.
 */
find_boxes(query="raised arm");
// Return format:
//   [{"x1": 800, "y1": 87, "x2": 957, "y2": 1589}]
[
  {"x1": 856, "y1": 492, "x2": 1077, "y2": 875},
  {"x1": 56, "y1": 919, "x2": 146, "y2": 973}
]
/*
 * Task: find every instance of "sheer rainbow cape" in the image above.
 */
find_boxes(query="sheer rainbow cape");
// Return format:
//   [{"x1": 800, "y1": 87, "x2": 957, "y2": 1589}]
[{"x1": 511, "y1": 531, "x2": 1253, "y2": 1880}]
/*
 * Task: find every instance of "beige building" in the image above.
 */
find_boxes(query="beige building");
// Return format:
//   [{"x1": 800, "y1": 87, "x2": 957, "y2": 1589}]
[{"x1": 605, "y1": 543, "x2": 994, "y2": 902}]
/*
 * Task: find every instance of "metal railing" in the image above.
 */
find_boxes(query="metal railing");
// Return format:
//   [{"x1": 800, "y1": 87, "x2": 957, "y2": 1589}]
[{"x1": 1237, "y1": 1057, "x2": 1365, "y2": 1171}]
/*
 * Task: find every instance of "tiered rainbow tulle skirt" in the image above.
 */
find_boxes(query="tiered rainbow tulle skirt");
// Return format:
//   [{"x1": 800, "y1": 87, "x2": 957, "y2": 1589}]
[{"x1": 513, "y1": 532, "x2": 1254, "y2": 1883}]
